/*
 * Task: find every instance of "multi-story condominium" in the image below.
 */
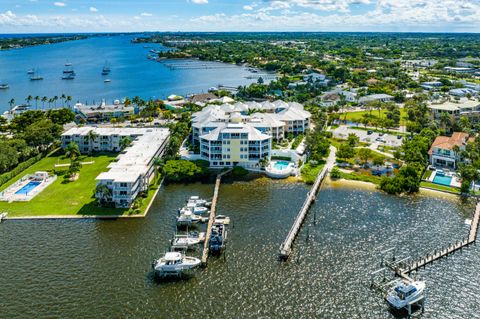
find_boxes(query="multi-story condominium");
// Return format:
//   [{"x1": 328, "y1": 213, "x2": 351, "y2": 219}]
[
  {"x1": 61, "y1": 127, "x2": 170, "y2": 208},
  {"x1": 428, "y1": 132, "x2": 471, "y2": 169},
  {"x1": 191, "y1": 100, "x2": 311, "y2": 168}
]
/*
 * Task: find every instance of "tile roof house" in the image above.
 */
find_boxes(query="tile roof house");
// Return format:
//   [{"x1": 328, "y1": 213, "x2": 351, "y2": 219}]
[{"x1": 428, "y1": 132, "x2": 472, "y2": 169}]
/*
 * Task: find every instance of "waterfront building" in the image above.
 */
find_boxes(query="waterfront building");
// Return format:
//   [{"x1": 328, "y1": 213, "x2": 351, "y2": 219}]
[
  {"x1": 428, "y1": 99, "x2": 480, "y2": 120},
  {"x1": 61, "y1": 127, "x2": 170, "y2": 208},
  {"x1": 428, "y1": 132, "x2": 471, "y2": 169},
  {"x1": 444, "y1": 66, "x2": 476, "y2": 74},
  {"x1": 74, "y1": 100, "x2": 135, "y2": 123},
  {"x1": 191, "y1": 100, "x2": 311, "y2": 168}
]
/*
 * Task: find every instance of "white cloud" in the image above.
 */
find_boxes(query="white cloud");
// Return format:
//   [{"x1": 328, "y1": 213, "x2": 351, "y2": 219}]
[
  {"x1": 191, "y1": 0, "x2": 208, "y2": 4},
  {"x1": 244, "y1": 5, "x2": 254, "y2": 10},
  {"x1": 53, "y1": 2, "x2": 66, "y2": 7},
  {"x1": 89, "y1": 7, "x2": 98, "y2": 13},
  {"x1": 140, "y1": 12, "x2": 153, "y2": 17}
]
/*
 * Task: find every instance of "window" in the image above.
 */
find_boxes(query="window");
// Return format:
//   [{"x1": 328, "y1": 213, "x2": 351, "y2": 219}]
[{"x1": 120, "y1": 182, "x2": 127, "y2": 187}]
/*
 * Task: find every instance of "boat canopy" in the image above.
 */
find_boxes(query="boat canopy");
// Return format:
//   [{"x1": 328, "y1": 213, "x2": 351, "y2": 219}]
[{"x1": 164, "y1": 252, "x2": 182, "y2": 261}]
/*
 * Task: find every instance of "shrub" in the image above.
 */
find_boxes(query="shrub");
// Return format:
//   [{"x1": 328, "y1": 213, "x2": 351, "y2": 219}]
[
  {"x1": 330, "y1": 167, "x2": 341, "y2": 179},
  {"x1": 232, "y1": 166, "x2": 248, "y2": 177}
]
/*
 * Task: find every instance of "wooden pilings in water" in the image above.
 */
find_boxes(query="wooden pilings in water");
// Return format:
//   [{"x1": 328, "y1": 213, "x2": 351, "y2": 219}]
[
  {"x1": 278, "y1": 167, "x2": 329, "y2": 260},
  {"x1": 201, "y1": 169, "x2": 232, "y2": 266}
]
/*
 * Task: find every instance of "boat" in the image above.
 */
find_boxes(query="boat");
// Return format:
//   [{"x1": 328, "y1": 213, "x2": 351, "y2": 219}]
[
  {"x1": 171, "y1": 232, "x2": 205, "y2": 250},
  {"x1": 209, "y1": 219, "x2": 228, "y2": 255},
  {"x1": 215, "y1": 215, "x2": 231, "y2": 225},
  {"x1": 386, "y1": 280, "x2": 426, "y2": 310},
  {"x1": 187, "y1": 195, "x2": 210, "y2": 207},
  {"x1": 63, "y1": 65, "x2": 75, "y2": 74},
  {"x1": 0, "y1": 212, "x2": 7, "y2": 222},
  {"x1": 152, "y1": 252, "x2": 201, "y2": 277},
  {"x1": 30, "y1": 69, "x2": 43, "y2": 81},
  {"x1": 62, "y1": 73, "x2": 75, "y2": 80},
  {"x1": 65, "y1": 61, "x2": 72, "y2": 67},
  {"x1": 176, "y1": 210, "x2": 204, "y2": 227},
  {"x1": 101, "y1": 61, "x2": 111, "y2": 75},
  {"x1": 183, "y1": 202, "x2": 209, "y2": 215},
  {"x1": 27, "y1": 69, "x2": 35, "y2": 75},
  {"x1": 0, "y1": 84, "x2": 9, "y2": 90},
  {"x1": 104, "y1": 79, "x2": 111, "y2": 83}
]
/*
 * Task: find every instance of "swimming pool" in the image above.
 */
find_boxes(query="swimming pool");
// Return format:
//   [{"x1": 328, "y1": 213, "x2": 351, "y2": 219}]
[
  {"x1": 432, "y1": 174, "x2": 453, "y2": 186},
  {"x1": 15, "y1": 181, "x2": 41, "y2": 195},
  {"x1": 273, "y1": 161, "x2": 290, "y2": 170}
]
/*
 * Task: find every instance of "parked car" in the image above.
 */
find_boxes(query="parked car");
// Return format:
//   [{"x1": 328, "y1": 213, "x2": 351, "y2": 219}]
[
  {"x1": 367, "y1": 130, "x2": 373, "y2": 135},
  {"x1": 379, "y1": 132, "x2": 384, "y2": 136},
  {"x1": 397, "y1": 135, "x2": 402, "y2": 139}
]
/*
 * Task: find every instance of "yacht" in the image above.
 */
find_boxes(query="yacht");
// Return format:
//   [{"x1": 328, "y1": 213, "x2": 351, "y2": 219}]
[
  {"x1": 0, "y1": 83, "x2": 9, "y2": 90},
  {"x1": 152, "y1": 252, "x2": 201, "y2": 277},
  {"x1": 104, "y1": 79, "x2": 111, "y2": 83},
  {"x1": 215, "y1": 215, "x2": 231, "y2": 225},
  {"x1": 101, "y1": 61, "x2": 111, "y2": 75},
  {"x1": 63, "y1": 65, "x2": 75, "y2": 74},
  {"x1": 27, "y1": 69, "x2": 35, "y2": 75},
  {"x1": 65, "y1": 61, "x2": 72, "y2": 67},
  {"x1": 176, "y1": 210, "x2": 204, "y2": 227},
  {"x1": 386, "y1": 280, "x2": 426, "y2": 310},
  {"x1": 62, "y1": 73, "x2": 75, "y2": 80},
  {"x1": 209, "y1": 220, "x2": 228, "y2": 255},
  {"x1": 30, "y1": 69, "x2": 43, "y2": 81},
  {"x1": 171, "y1": 232, "x2": 205, "y2": 250},
  {"x1": 183, "y1": 202, "x2": 209, "y2": 215}
]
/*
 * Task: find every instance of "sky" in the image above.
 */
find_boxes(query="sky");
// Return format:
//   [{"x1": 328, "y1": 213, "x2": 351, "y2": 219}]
[{"x1": 1, "y1": 0, "x2": 480, "y2": 33}]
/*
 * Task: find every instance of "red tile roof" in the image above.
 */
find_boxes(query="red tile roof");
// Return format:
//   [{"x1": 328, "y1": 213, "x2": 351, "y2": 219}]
[{"x1": 428, "y1": 132, "x2": 469, "y2": 155}]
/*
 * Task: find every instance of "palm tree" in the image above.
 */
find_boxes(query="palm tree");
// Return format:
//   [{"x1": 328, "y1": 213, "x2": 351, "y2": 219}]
[
  {"x1": 120, "y1": 136, "x2": 133, "y2": 150},
  {"x1": 48, "y1": 98, "x2": 53, "y2": 109},
  {"x1": 26, "y1": 95, "x2": 33, "y2": 106},
  {"x1": 61, "y1": 94, "x2": 66, "y2": 106},
  {"x1": 86, "y1": 130, "x2": 98, "y2": 154},
  {"x1": 53, "y1": 96, "x2": 58, "y2": 108},
  {"x1": 41, "y1": 96, "x2": 47, "y2": 109},
  {"x1": 95, "y1": 184, "x2": 112, "y2": 205},
  {"x1": 66, "y1": 96, "x2": 72, "y2": 108},
  {"x1": 68, "y1": 159, "x2": 82, "y2": 180},
  {"x1": 8, "y1": 98, "x2": 15, "y2": 111},
  {"x1": 65, "y1": 141, "x2": 80, "y2": 161},
  {"x1": 124, "y1": 97, "x2": 132, "y2": 107},
  {"x1": 34, "y1": 96, "x2": 40, "y2": 109}
]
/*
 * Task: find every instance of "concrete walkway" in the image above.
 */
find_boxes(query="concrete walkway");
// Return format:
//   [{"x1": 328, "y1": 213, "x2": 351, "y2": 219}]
[{"x1": 326, "y1": 145, "x2": 337, "y2": 170}]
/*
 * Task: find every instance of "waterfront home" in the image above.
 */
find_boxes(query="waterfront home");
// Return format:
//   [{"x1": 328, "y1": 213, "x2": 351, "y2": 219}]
[
  {"x1": 191, "y1": 100, "x2": 311, "y2": 147},
  {"x1": 449, "y1": 88, "x2": 477, "y2": 98},
  {"x1": 321, "y1": 89, "x2": 357, "y2": 106},
  {"x1": 74, "y1": 100, "x2": 135, "y2": 123},
  {"x1": 428, "y1": 132, "x2": 471, "y2": 169},
  {"x1": 420, "y1": 81, "x2": 443, "y2": 91},
  {"x1": 61, "y1": 127, "x2": 170, "y2": 208},
  {"x1": 302, "y1": 72, "x2": 330, "y2": 86},
  {"x1": 188, "y1": 93, "x2": 218, "y2": 104},
  {"x1": 444, "y1": 66, "x2": 476, "y2": 74},
  {"x1": 428, "y1": 99, "x2": 480, "y2": 120},
  {"x1": 358, "y1": 94, "x2": 393, "y2": 105},
  {"x1": 199, "y1": 113, "x2": 271, "y2": 169}
]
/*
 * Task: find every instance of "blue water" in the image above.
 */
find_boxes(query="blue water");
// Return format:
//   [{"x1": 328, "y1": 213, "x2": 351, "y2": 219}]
[
  {"x1": 273, "y1": 161, "x2": 290, "y2": 170},
  {"x1": 433, "y1": 174, "x2": 453, "y2": 186},
  {"x1": 15, "y1": 181, "x2": 41, "y2": 195},
  {"x1": 0, "y1": 35, "x2": 262, "y2": 112}
]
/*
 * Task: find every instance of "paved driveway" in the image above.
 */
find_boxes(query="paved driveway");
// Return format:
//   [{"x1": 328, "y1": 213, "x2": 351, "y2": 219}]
[{"x1": 331, "y1": 126, "x2": 403, "y2": 148}]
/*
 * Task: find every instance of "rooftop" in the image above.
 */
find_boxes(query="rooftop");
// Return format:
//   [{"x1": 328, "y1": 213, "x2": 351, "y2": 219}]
[{"x1": 428, "y1": 132, "x2": 470, "y2": 154}]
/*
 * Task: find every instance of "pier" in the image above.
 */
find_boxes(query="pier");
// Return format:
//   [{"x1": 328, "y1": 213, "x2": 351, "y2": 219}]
[
  {"x1": 278, "y1": 146, "x2": 336, "y2": 260},
  {"x1": 201, "y1": 169, "x2": 232, "y2": 265},
  {"x1": 393, "y1": 200, "x2": 480, "y2": 277}
]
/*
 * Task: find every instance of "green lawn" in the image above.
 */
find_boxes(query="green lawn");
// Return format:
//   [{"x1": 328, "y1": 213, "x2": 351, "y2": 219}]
[
  {"x1": 338, "y1": 171, "x2": 383, "y2": 185},
  {"x1": 0, "y1": 151, "x2": 159, "y2": 217},
  {"x1": 420, "y1": 181, "x2": 461, "y2": 194},
  {"x1": 301, "y1": 163, "x2": 325, "y2": 184},
  {"x1": 341, "y1": 108, "x2": 408, "y2": 127}
]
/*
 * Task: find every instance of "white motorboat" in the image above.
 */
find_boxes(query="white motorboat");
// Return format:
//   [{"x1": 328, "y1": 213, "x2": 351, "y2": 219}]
[
  {"x1": 104, "y1": 79, "x2": 111, "y2": 83},
  {"x1": 152, "y1": 252, "x2": 201, "y2": 277},
  {"x1": 0, "y1": 212, "x2": 7, "y2": 222},
  {"x1": 176, "y1": 210, "x2": 203, "y2": 227},
  {"x1": 184, "y1": 202, "x2": 209, "y2": 215},
  {"x1": 171, "y1": 232, "x2": 205, "y2": 250},
  {"x1": 187, "y1": 196, "x2": 210, "y2": 207},
  {"x1": 0, "y1": 84, "x2": 9, "y2": 90},
  {"x1": 215, "y1": 215, "x2": 231, "y2": 225},
  {"x1": 386, "y1": 280, "x2": 426, "y2": 310}
]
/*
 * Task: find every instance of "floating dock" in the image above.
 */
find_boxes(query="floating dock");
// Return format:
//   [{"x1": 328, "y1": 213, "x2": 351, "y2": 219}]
[
  {"x1": 278, "y1": 166, "x2": 329, "y2": 260},
  {"x1": 201, "y1": 169, "x2": 232, "y2": 265}
]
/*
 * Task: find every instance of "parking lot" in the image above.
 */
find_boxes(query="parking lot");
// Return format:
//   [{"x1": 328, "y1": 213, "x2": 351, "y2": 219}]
[{"x1": 331, "y1": 125, "x2": 403, "y2": 148}]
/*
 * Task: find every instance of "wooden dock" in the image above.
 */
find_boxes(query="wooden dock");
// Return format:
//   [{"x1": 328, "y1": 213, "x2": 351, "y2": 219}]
[
  {"x1": 278, "y1": 166, "x2": 329, "y2": 260},
  {"x1": 390, "y1": 201, "x2": 480, "y2": 278},
  {"x1": 201, "y1": 169, "x2": 232, "y2": 265}
]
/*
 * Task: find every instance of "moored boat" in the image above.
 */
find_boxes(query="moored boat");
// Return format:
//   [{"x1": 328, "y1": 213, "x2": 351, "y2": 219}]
[
  {"x1": 386, "y1": 280, "x2": 426, "y2": 310},
  {"x1": 187, "y1": 195, "x2": 210, "y2": 207},
  {"x1": 152, "y1": 252, "x2": 201, "y2": 277},
  {"x1": 0, "y1": 84, "x2": 9, "y2": 90},
  {"x1": 171, "y1": 232, "x2": 205, "y2": 250},
  {"x1": 176, "y1": 210, "x2": 204, "y2": 227},
  {"x1": 0, "y1": 212, "x2": 7, "y2": 222},
  {"x1": 208, "y1": 219, "x2": 228, "y2": 255},
  {"x1": 62, "y1": 73, "x2": 75, "y2": 80},
  {"x1": 101, "y1": 61, "x2": 111, "y2": 75},
  {"x1": 104, "y1": 79, "x2": 111, "y2": 83}
]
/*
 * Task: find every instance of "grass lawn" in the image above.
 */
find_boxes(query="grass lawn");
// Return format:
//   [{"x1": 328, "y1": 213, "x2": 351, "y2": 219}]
[
  {"x1": 420, "y1": 181, "x2": 461, "y2": 194},
  {"x1": 301, "y1": 163, "x2": 325, "y2": 184},
  {"x1": 338, "y1": 171, "x2": 383, "y2": 185},
  {"x1": 341, "y1": 108, "x2": 408, "y2": 127},
  {"x1": 0, "y1": 151, "x2": 161, "y2": 217}
]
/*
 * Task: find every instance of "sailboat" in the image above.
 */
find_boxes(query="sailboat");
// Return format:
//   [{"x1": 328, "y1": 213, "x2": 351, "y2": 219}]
[
  {"x1": 0, "y1": 83, "x2": 9, "y2": 89},
  {"x1": 30, "y1": 69, "x2": 44, "y2": 81},
  {"x1": 101, "y1": 61, "x2": 111, "y2": 75},
  {"x1": 27, "y1": 68, "x2": 35, "y2": 75},
  {"x1": 63, "y1": 64, "x2": 75, "y2": 74}
]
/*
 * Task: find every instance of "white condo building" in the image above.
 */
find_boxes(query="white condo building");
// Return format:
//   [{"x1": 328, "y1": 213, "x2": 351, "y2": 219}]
[
  {"x1": 191, "y1": 100, "x2": 311, "y2": 168},
  {"x1": 61, "y1": 127, "x2": 170, "y2": 208}
]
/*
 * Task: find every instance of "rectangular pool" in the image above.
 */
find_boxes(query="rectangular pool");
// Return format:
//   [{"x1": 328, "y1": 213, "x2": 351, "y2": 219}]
[
  {"x1": 432, "y1": 174, "x2": 452, "y2": 186},
  {"x1": 15, "y1": 181, "x2": 41, "y2": 195}
]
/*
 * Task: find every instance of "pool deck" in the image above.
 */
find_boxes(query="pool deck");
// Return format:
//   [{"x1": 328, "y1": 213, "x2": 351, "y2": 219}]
[{"x1": 428, "y1": 170, "x2": 461, "y2": 188}]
